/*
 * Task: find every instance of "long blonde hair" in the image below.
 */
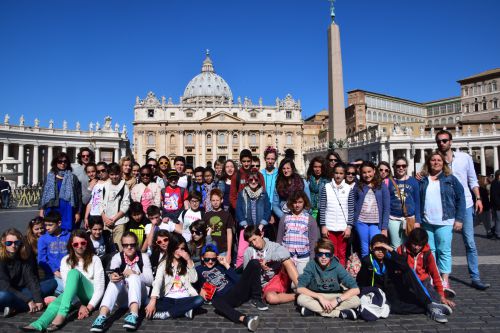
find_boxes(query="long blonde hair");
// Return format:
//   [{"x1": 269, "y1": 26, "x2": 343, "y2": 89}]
[
  {"x1": 0, "y1": 228, "x2": 31, "y2": 261},
  {"x1": 420, "y1": 150, "x2": 452, "y2": 177}
]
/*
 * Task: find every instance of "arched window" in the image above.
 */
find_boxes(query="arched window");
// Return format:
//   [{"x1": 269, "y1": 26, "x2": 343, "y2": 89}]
[
  {"x1": 286, "y1": 133, "x2": 293, "y2": 145},
  {"x1": 218, "y1": 132, "x2": 225, "y2": 145},
  {"x1": 147, "y1": 133, "x2": 155, "y2": 145},
  {"x1": 367, "y1": 110, "x2": 372, "y2": 121},
  {"x1": 383, "y1": 113, "x2": 388, "y2": 122},
  {"x1": 186, "y1": 133, "x2": 193, "y2": 145},
  {"x1": 207, "y1": 134, "x2": 212, "y2": 145},
  {"x1": 249, "y1": 133, "x2": 257, "y2": 145},
  {"x1": 232, "y1": 134, "x2": 238, "y2": 145},
  {"x1": 448, "y1": 117, "x2": 453, "y2": 124},
  {"x1": 493, "y1": 81, "x2": 497, "y2": 91},
  {"x1": 170, "y1": 134, "x2": 175, "y2": 145}
]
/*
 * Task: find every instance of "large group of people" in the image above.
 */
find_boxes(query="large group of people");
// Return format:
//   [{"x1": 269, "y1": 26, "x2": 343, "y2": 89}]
[{"x1": 0, "y1": 129, "x2": 494, "y2": 332}]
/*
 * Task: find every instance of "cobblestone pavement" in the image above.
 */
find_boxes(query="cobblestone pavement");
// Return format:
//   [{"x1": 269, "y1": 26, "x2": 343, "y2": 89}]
[{"x1": 1, "y1": 209, "x2": 499, "y2": 332}]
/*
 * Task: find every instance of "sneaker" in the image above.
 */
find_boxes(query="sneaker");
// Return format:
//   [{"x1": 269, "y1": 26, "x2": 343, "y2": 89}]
[
  {"x1": 152, "y1": 311, "x2": 170, "y2": 320},
  {"x1": 3, "y1": 307, "x2": 13, "y2": 318},
  {"x1": 300, "y1": 306, "x2": 315, "y2": 317},
  {"x1": 339, "y1": 309, "x2": 357, "y2": 320},
  {"x1": 442, "y1": 280, "x2": 456, "y2": 298},
  {"x1": 471, "y1": 279, "x2": 490, "y2": 291},
  {"x1": 427, "y1": 307, "x2": 448, "y2": 323},
  {"x1": 430, "y1": 302, "x2": 453, "y2": 316},
  {"x1": 244, "y1": 315, "x2": 260, "y2": 332},
  {"x1": 123, "y1": 313, "x2": 138, "y2": 331},
  {"x1": 250, "y1": 299, "x2": 269, "y2": 311},
  {"x1": 90, "y1": 315, "x2": 107, "y2": 332},
  {"x1": 185, "y1": 309, "x2": 193, "y2": 319}
]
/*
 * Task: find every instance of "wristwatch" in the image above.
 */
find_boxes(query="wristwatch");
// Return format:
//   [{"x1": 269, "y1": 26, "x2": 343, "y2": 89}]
[{"x1": 336, "y1": 296, "x2": 343, "y2": 304}]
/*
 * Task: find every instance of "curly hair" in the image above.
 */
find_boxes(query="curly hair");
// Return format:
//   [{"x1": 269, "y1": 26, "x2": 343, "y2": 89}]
[
  {"x1": 306, "y1": 156, "x2": 327, "y2": 181},
  {"x1": 358, "y1": 161, "x2": 382, "y2": 189}
]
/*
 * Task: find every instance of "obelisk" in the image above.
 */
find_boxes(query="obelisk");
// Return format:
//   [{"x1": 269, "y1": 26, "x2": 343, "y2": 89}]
[{"x1": 327, "y1": 0, "x2": 346, "y2": 142}]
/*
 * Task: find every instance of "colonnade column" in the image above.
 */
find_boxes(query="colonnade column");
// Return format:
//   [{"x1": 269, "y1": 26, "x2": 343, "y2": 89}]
[
  {"x1": 2, "y1": 143, "x2": 8, "y2": 172},
  {"x1": 406, "y1": 147, "x2": 414, "y2": 176},
  {"x1": 212, "y1": 132, "x2": 217, "y2": 165},
  {"x1": 178, "y1": 131, "x2": 184, "y2": 156},
  {"x1": 494, "y1": 146, "x2": 499, "y2": 173},
  {"x1": 114, "y1": 148, "x2": 120, "y2": 163},
  {"x1": 380, "y1": 144, "x2": 388, "y2": 162},
  {"x1": 17, "y1": 144, "x2": 24, "y2": 186},
  {"x1": 61, "y1": 146, "x2": 67, "y2": 153},
  {"x1": 32, "y1": 145, "x2": 39, "y2": 185},
  {"x1": 480, "y1": 146, "x2": 486, "y2": 176},
  {"x1": 388, "y1": 148, "x2": 394, "y2": 166},
  {"x1": 47, "y1": 146, "x2": 53, "y2": 170},
  {"x1": 201, "y1": 131, "x2": 206, "y2": 166},
  {"x1": 95, "y1": 147, "x2": 100, "y2": 163}
]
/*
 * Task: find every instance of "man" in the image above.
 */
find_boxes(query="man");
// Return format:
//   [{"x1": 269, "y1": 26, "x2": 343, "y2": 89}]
[
  {"x1": 0, "y1": 177, "x2": 11, "y2": 209},
  {"x1": 72, "y1": 148, "x2": 95, "y2": 221},
  {"x1": 173, "y1": 156, "x2": 190, "y2": 189},
  {"x1": 434, "y1": 129, "x2": 490, "y2": 290},
  {"x1": 229, "y1": 149, "x2": 265, "y2": 210}
]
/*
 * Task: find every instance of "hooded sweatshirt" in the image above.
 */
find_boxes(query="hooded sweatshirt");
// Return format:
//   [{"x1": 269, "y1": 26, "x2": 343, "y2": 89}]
[{"x1": 298, "y1": 257, "x2": 358, "y2": 293}]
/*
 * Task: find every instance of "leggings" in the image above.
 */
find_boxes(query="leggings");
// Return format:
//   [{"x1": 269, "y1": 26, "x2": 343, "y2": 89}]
[{"x1": 30, "y1": 269, "x2": 93, "y2": 331}]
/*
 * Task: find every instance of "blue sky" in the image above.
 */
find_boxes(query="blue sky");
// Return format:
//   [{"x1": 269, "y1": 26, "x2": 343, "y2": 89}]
[{"x1": 1, "y1": 0, "x2": 499, "y2": 134}]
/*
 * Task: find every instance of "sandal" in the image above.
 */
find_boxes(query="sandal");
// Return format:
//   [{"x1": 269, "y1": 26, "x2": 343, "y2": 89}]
[{"x1": 46, "y1": 323, "x2": 63, "y2": 332}]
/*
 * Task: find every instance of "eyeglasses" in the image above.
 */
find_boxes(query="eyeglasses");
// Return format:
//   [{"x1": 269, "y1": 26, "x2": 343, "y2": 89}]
[
  {"x1": 329, "y1": 158, "x2": 338, "y2": 162},
  {"x1": 395, "y1": 165, "x2": 407, "y2": 169},
  {"x1": 248, "y1": 178, "x2": 259, "y2": 183},
  {"x1": 122, "y1": 243, "x2": 136, "y2": 248},
  {"x1": 57, "y1": 160, "x2": 68, "y2": 164},
  {"x1": 72, "y1": 240, "x2": 87, "y2": 248},
  {"x1": 4, "y1": 240, "x2": 22, "y2": 246},
  {"x1": 156, "y1": 238, "x2": 168, "y2": 245},
  {"x1": 346, "y1": 172, "x2": 356, "y2": 176},
  {"x1": 191, "y1": 230, "x2": 203, "y2": 236},
  {"x1": 436, "y1": 139, "x2": 450, "y2": 144},
  {"x1": 203, "y1": 258, "x2": 217, "y2": 263},
  {"x1": 316, "y1": 252, "x2": 332, "y2": 258},
  {"x1": 251, "y1": 165, "x2": 260, "y2": 169},
  {"x1": 379, "y1": 168, "x2": 389, "y2": 173},
  {"x1": 97, "y1": 169, "x2": 107, "y2": 174},
  {"x1": 140, "y1": 173, "x2": 151, "y2": 177}
]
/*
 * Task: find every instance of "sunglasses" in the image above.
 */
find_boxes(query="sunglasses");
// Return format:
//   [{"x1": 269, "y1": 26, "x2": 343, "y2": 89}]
[
  {"x1": 156, "y1": 238, "x2": 169, "y2": 245},
  {"x1": 248, "y1": 178, "x2": 259, "y2": 183},
  {"x1": 81, "y1": 154, "x2": 90, "y2": 158},
  {"x1": 159, "y1": 161, "x2": 169, "y2": 165},
  {"x1": 372, "y1": 247, "x2": 387, "y2": 252},
  {"x1": 72, "y1": 240, "x2": 87, "y2": 248},
  {"x1": 147, "y1": 164, "x2": 157, "y2": 168},
  {"x1": 395, "y1": 165, "x2": 407, "y2": 169},
  {"x1": 203, "y1": 257, "x2": 217, "y2": 263},
  {"x1": 57, "y1": 160, "x2": 68, "y2": 164},
  {"x1": 4, "y1": 240, "x2": 22, "y2": 246},
  {"x1": 191, "y1": 230, "x2": 203, "y2": 236},
  {"x1": 140, "y1": 173, "x2": 151, "y2": 177},
  {"x1": 436, "y1": 139, "x2": 450, "y2": 144},
  {"x1": 346, "y1": 172, "x2": 356, "y2": 176},
  {"x1": 251, "y1": 165, "x2": 260, "y2": 168},
  {"x1": 122, "y1": 243, "x2": 136, "y2": 248},
  {"x1": 316, "y1": 252, "x2": 332, "y2": 258},
  {"x1": 97, "y1": 169, "x2": 107, "y2": 174},
  {"x1": 329, "y1": 158, "x2": 338, "y2": 162},
  {"x1": 379, "y1": 168, "x2": 389, "y2": 172}
]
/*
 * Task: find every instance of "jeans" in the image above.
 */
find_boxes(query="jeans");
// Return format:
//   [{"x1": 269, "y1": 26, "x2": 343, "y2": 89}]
[
  {"x1": 156, "y1": 296, "x2": 204, "y2": 318},
  {"x1": 422, "y1": 223, "x2": 453, "y2": 274},
  {"x1": 494, "y1": 210, "x2": 500, "y2": 236},
  {"x1": 1, "y1": 191, "x2": 9, "y2": 208},
  {"x1": 0, "y1": 279, "x2": 57, "y2": 312},
  {"x1": 462, "y1": 207, "x2": 480, "y2": 281},
  {"x1": 356, "y1": 222, "x2": 381, "y2": 258}
]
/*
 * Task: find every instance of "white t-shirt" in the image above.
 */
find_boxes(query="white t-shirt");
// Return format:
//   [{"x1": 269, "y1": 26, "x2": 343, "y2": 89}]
[
  {"x1": 180, "y1": 209, "x2": 203, "y2": 242},
  {"x1": 89, "y1": 182, "x2": 106, "y2": 216},
  {"x1": 144, "y1": 221, "x2": 176, "y2": 236},
  {"x1": 423, "y1": 177, "x2": 454, "y2": 226}
]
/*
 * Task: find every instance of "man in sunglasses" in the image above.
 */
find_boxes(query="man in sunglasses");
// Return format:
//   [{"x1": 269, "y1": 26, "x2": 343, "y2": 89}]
[
  {"x1": 297, "y1": 238, "x2": 360, "y2": 319},
  {"x1": 434, "y1": 130, "x2": 489, "y2": 291},
  {"x1": 195, "y1": 244, "x2": 264, "y2": 332},
  {"x1": 72, "y1": 148, "x2": 95, "y2": 224}
]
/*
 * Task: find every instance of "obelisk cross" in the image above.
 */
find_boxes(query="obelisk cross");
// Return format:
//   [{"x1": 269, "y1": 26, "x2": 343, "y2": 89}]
[{"x1": 328, "y1": 0, "x2": 336, "y2": 22}]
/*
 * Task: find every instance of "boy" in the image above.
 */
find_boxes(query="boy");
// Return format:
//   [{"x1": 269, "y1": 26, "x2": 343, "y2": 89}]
[
  {"x1": 190, "y1": 167, "x2": 205, "y2": 200},
  {"x1": 243, "y1": 226, "x2": 299, "y2": 305},
  {"x1": 161, "y1": 170, "x2": 189, "y2": 221},
  {"x1": 357, "y1": 234, "x2": 452, "y2": 323},
  {"x1": 185, "y1": 165, "x2": 194, "y2": 178},
  {"x1": 397, "y1": 228, "x2": 455, "y2": 307},
  {"x1": 202, "y1": 168, "x2": 218, "y2": 212},
  {"x1": 37, "y1": 211, "x2": 71, "y2": 294},
  {"x1": 179, "y1": 191, "x2": 204, "y2": 241},
  {"x1": 126, "y1": 201, "x2": 150, "y2": 248},
  {"x1": 173, "y1": 156, "x2": 190, "y2": 189},
  {"x1": 230, "y1": 149, "x2": 265, "y2": 210},
  {"x1": 196, "y1": 244, "x2": 263, "y2": 332},
  {"x1": 142, "y1": 205, "x2": 181, "y2": 252},
  {"x1": 87, "y1": 218, "x2": 116, "y2": 269},
  {"x1": 203, "y1": 189, "x2": 234, "y2": 263},
  {"x1": 100, "y1": 163, "x2": 130, "y2": 251}
]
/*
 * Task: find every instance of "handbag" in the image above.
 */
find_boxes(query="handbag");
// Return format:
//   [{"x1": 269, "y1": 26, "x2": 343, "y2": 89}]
[
  {"x1": 390, "y1": 178, "x2": 415, "y2": 236},
  {"x1": 346, "y1": 247, "x2": 362, "y2": 278}
]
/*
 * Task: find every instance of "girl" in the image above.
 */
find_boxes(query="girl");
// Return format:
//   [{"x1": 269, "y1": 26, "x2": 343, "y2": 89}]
[
  {"x1": 235, "y1": 171, "x2": 271, "y2": 267},
  {"x1": 276, "y1": 190, "x2": 319, "y2": 275},
  {"x1": 306, "y1": 156, "x2": 329, "y2": 220},
  {"x1": 25, "y1": 217, "x2": 45, "y2": 257},
  {"x1": 0, "y1": 228, "x2": 56, "y2": 317},
  {"x1": 272, "y1": 158, "x2": 310, "y2": 220},
  {"x1": 39, "y1": 152, "x2": 82, "y2": 232},
  {"x1": 201, "y1": 167, "x2": 217, "y2": 212},
  {"x1": 353, "y1": 161, "x2": 390, "y2": 258},
  {"x1": 419, "y1": 151, "x2": 465, "y2": 297},
  {"x1": 377, "y1": 161, "x2": 392, "y2": 187},
  {"x1": 150, "y1": 230, "x2": 170, "y2": 274},
  {"x1": 85, "y1": 163, "x2": 98, "y2": 193},
  {"x1": 220, "y1": 159, "x2": 236, "y2": 212},
  {"x1": 130, "y1": 165, "x2": 162, "y2": 214},
  {"x1": 145, "y1": 233, "x2": 204, "y2": 320},
  {"x1": 84, "y1": 162, "x2": 109, "y2": 229},
  {"x1": 319, "y1": 163, "x2": 354, "y2": 266},
  {"x1": 158, "y1": 156, "x2": 171, "y2": 184},
  {"x1": 345, "y1": 164, "x2": 357, "y2": 188},
  {"x1": 388, "y1": 156, "x2": 421, "y2": 249},
  {"x1": 23, "y1": 230, "x2": 105, "y2": 332},
  {"x1": 187, "y1": 220, "x2": 215, "y2": 267},
  {"x1": 131, "y1": 162, "x2": 141, "y2": 184},
  {"x1": 120, "y1": 156, "x2": 136, "y2": 190}
]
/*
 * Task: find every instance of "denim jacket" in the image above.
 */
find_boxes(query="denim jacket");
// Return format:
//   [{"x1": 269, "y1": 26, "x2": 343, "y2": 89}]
[
  {"x1": 353, "y1": 183, "x2": 390, "y2": 230},
  {"x1": 236, "y1": 188, "x2": 271, "y2": 227},
  {"x1": 419, "y1": 173, "x2": 466, "y2": 223}
]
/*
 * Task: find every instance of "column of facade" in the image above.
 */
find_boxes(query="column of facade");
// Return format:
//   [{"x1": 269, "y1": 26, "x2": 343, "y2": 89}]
[
  {"x1": 211, "y1": 132, "x2": 216, "y2": 164},
  {"x1": 259, "y1": 131, "x2": 264, "y2": 162},
  {"x1": 201, "y1": 130, "x2": 206, "y2": 166},
  {"x1": 228, "y1": 131, "x2": 233, "y2": 160},
  {"x1": 194, "y1": 131, "x2": 199, "y2": 166},
  {"x1": 2, "y1": 142, "x2": 9, "y2": 172},
  {"x1": 420, "y1": 148, "x2": 425, "y2": 163},
  {"x1": 47, "y1": 146, "x2": 53, "y2": 170},
  {"x1": 17, "y1": 144, "x2": 24, "y2": 186},
  {"x1": 494, "y1": 146, "x2": 499, "y2": 173},
  {"x1": 238, "y1": 131, "x2": 244, "y2": 152},
  {"x1": 178, "y1": 130, "x2": 184, "y2": 156},
  {"x1": 95, "y1": 147, "x2": 100, "y2": 163},
  {"x1": 406, "y1": 147, "x2": 414, "y2": 176},
  {"x1": 32, "y1": 145, "x2": 39, "y2": 185},
  {"x1": 114, "y1": 148, "x2": 120, "y2": 163},
  {"x1": 388, "y1": 148, "x2": 394, "y2": 165},
  {"x1": 480, "y1": 146, "x2": 486, "y2": 175},
  {"x1": 244, "y1": 131, "x2": 249, "y2": 149},
  {"x1": 380, "y1": 144, "x2": 389, "y2": 163}
]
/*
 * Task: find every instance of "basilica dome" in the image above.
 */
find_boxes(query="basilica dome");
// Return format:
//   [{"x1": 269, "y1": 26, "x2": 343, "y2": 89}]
[{"x1": 183, "y1": 53, "x2": 233, "y2": 102}]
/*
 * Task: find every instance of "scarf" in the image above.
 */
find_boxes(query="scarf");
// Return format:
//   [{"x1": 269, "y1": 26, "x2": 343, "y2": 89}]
[
  {"x1": 308, "y1": 177, "x2": 328, "y2": 209},
  {"x1": 40, "y1": 170, "x2": 75, "y2": 208},
  {"x1": 124, "y1": 254, "x2": 140, "y2": 268},
  {"x1": 277, "y1": 173, "x2": 304, "y2": 199},
  {"x1": 244, "y1": 185, "x2": 263, "y2": 200}
]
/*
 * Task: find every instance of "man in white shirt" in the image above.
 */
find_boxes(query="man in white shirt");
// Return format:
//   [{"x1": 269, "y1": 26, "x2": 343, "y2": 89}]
[{"x1": 435, "y1": 130, "x2": 490, "y2": 290}]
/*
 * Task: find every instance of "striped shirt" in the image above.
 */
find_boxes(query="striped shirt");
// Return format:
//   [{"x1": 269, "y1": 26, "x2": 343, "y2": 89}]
[
  {"x1": 281, "y1": 212, "x2": 311, "y2": 257},
  {"x1": 358, "y1": 189, "x2": 379, "y2": 224}
]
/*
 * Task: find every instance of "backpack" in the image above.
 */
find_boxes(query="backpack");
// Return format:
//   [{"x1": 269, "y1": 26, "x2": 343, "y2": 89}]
[
  {"x1": 118, "y1": 252, "x2": 144, "y2": 273},
  {"x1": 358, "y1": 287, "x2": 390, "y2": 321}
]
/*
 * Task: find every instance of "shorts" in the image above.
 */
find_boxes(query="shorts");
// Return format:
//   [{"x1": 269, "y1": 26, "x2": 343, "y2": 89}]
[{"x1": 262, "y1": 268, "x2": 290, "y2": 294}]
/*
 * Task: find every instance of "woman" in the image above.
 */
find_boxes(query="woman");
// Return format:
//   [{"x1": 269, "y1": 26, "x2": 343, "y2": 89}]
[
  {"x1": 150, "y1": 230, "x2": 170, "y2": 274},
  {"x1": 419, "y1": 150, "x2": 465, "y2": 297},
  {"x1": 325, "y1": 151, "x2": 342, "y2": 177},
  {"x1": 345, "y1": 164, "x2": 357, "y2": 188},
  {"x1": 220, "y1": 159, "x2": 236, "y2": 212},
  {"x1": 145, "y1": 233, "x2": 204, "y2": 320},
  {"x1": 85, "y1": 163, "x2": 98, "y2": 193},
  {"x1": 0, "y1": 228, "x2": 56, "y2": 317},
  {"x1": 120, "y1": 156, "x2": 136, "y2": 190},
  {"x1": 272, "y1": 158, "x2": 310, "y2": 220},
  {"x1": 235, "y1": 171, "x2": 271, "y2": 267},
  {"x1": 130, "y1": 165, "x2": 162, "y2": 214},
  {"x1": 158, "y1": 156, "x2": 171, "y2": 186},
  {"x1": 306, "y1": 156, "x2": 329, "y2": 220},
  {"x1": 131, "y1": 162, "x2": 141, "y2": 183},
  {"x1": 39, "y1": 152, "x2": 82, "y2": 232},
  {"x1": 377, "y1": 161, "x2": 392, "y2": 188},
  {"x1": 23, "y1": 230, "x2": 105, "y2": 332},
  {"x1": 388, "y1": 156, "x2": 421, "y2": 249},
  {"x1": 187, "y1": 220, "x2": 215, "y2": 267}
]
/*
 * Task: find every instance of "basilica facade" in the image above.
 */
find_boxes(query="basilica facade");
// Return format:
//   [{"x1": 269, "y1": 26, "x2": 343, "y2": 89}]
[{"x1": 132, "y1": 53, "x2": 305, "y2": 172}]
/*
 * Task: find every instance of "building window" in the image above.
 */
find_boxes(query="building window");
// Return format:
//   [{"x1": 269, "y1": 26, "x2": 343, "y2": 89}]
[
  {"x1": 218, "y1": 133, "x2": 225, "y2": 145},
  {"x1": 148, "y1": 109, "x2": 154, "y2": 118},
  {"x1": 483, "y1": 99, "x2": 487, "y2": 111},
  {"x1": 207, "y1": 112, "x2": 211, "y2": 117},
  {"x1": 494, "y1": 99, "x2": 498, "y2": 109},
  {"x1": 249, "y1": 133, "x2": 257, "y2": 145},
  {"x1": 147, "y1": 133, "x2": 155, "y2": 145},
  {"x1": 170, "y1": 112, "x2": 175, "y2": 117},
  {"x1": 186, "y1": 133, "x2": 193, "y2": 145},
  {"x1": 170, "y1": 134, "x2": 175, "y2": 145},
  {"x1": 475, "y1": 103, "x2": 479, "y2": 112},
  {"x1": 286, "y1": 111, "x2": 292, "y2": 119},
  {"x1": 186, "y1": 112, "x2": 193, "y2": 118},
  {"x1": 286, "y1": 133, "x2": 292, "y2": 145},
  {"x1": 492, "y1": 81, "x2": 497, "y2": 91},
  {"x1": 233, "y1": 112, "x2": 238, "y2": 117},
  {"x1": 207, "y1": 134, "x2": 212, "y2": 145},
  {"x1": 267, "y1": 113, "x2": 271, "y2": 118},
  {"x1": 250, "y1": 112, "x2": 256, "y2": 118},
  {"x1": 232, "y1": 134, "x2": 238, "y2": 145}
]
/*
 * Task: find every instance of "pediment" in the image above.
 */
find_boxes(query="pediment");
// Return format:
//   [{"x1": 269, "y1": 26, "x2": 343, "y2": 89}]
[{"x1": 200, "y1": 111, "x2": 244, "y2": 123}]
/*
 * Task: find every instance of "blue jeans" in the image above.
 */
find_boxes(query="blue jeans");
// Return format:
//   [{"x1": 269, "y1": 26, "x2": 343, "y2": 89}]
[
  {"x1": 0, "y1": 279, "x2": 57, "y2": 312},
  {"x1": 156, "y1": 296, "x2": 204, "y2": 318},
  {"x1": 356, "y1": 222, "x2": 381, "y2": 258},
  {"x1": 1, "y1": 191, "x2": 9, "y2": 208},
  {"x1": 462, "y1": 206, "x2": 480, "y2": 281},
  {"x1": 423, "y1": 223, "x2": 453, "y2": 274}
]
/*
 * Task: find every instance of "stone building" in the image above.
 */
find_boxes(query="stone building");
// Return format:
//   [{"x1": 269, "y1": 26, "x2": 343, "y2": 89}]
[
  {"x1": 0, "y1": 115, "x2": 130, "y2": 187},
  {"x1": 133, "y1": 53, "x2": 305, "y2": 172}
]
